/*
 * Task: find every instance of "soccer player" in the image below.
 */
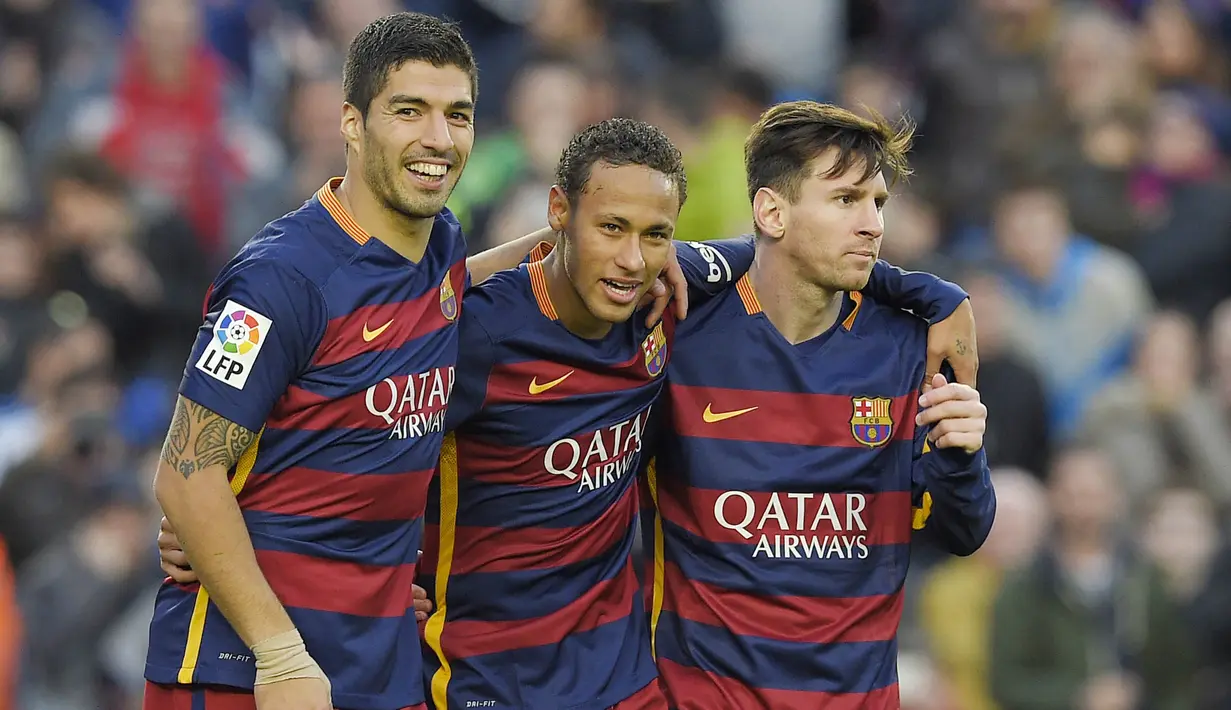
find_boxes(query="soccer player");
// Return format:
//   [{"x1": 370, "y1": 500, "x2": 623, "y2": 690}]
[
  {"x1": 140, "y1": 13, "x2": 684, "y2": 710},
  {"x1": 643, "y1": 102, "x2": 997, "y2": 709}
]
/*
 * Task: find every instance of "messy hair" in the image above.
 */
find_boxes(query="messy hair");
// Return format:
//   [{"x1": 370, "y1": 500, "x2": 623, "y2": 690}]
[{"x1": 744, "y1": 101, "x2": 914, "y2": 204}]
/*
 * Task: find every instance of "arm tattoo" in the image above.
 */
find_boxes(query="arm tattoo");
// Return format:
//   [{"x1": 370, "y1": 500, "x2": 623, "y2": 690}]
[
  {"x1": 160, "y1": 397, "x2": 256, "y2": 479},
  {"x1": 955, "y1": 338, "x2": 970, "y2": 357}
]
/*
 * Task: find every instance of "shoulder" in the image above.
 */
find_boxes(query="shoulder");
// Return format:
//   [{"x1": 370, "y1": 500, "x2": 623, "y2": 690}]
[
  {"x1": 460, "y1": 266, "x2": 540, "y2": 343},
  {"x1": 851, "y1": 292, "x2": 929, "y2": 345},
  {"x1": 235, "y1": 203, "x2": 348, "y2": 288}
]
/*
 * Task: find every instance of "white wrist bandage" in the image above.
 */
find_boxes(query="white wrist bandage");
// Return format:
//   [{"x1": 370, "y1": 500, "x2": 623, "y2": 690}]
[{"x1": 251, "y1": 629, "x2": 331, "y2": 693}]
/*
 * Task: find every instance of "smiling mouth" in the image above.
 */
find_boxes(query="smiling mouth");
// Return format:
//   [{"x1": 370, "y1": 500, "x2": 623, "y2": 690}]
[
  {"x1": 600, "y1": 278, "x2": 641, "y2": 304},
  {"x1": 406, "y1": 161, "x2": 449, "y2": 185}
]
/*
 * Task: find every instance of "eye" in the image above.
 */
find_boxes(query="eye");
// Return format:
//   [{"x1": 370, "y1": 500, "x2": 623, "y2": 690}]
[
  {"x1": 600, "y1": 223, "x2": 621, "y2": 233},
  {"x1": 644, "y1": 231, "x2": 669, "y2": 240},
  {"x1": 838, "y1": 194, "x2": 856, "y2": 205},
  {"x1": 396, "y1": 107, "x2": 420, "y2": 117},
  {"x1": 449, "y1": 112, "x2": 473, "y2": 125}
]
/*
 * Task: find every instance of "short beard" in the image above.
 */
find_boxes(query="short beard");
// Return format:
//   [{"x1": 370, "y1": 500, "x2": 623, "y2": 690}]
[{"x1": 361, "y1": 136, "x2": 441, "y2": 221}]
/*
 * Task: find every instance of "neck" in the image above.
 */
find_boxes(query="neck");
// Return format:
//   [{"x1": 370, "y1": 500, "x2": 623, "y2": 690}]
[
  {"x1": 335, "y1": 174, "x2": 435, "y2": 261},
  {"x1": 749, "y1": 248, "x2": 844, "y2": 345},
  {"x1": 543, "y1": 245, "x2": 611, "y2": 340}
]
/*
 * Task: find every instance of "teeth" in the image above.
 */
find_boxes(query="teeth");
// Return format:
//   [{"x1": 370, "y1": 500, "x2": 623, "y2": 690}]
[
  {"x1": 604, "y1": 280, "x2": 635, "y2": 292},
  {"x1": 408, "y1": 162, "x2": 447, "y2": 177}
]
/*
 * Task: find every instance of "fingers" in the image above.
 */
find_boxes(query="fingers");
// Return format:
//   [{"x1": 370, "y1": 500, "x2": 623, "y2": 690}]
[
  {"x1": 916, "y1": 398, "x2": 986, "y2": 428},
  {"x1": 934, "y1": 430, "x2": 985, "y2": 452},
  {"x1": 158, "y1": 541, "x2": 191, "y2": 568},
  {"x1": 664, "y1": 242, "x2": 688, "y2": 321},
  {"x1": 645, "y1": 279, "x2": 670, "y2": 327},
  {"x1": 412, "y1": 583, "x2": 433, "y2": 622},
  {"x1": 918, "y1": 378, "x2": 978, "y2": 408},
  {"x1": 161, "y1": 559, "x2": 198, "y2": 584},
  {"x1": 160, "y1": 516, "x2": 172, "y2": 533}
]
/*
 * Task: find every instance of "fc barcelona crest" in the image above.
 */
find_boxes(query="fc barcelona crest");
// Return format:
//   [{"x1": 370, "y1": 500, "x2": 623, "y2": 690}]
[
  {"x1": 641, "y1": 322, "x2": 667, "y2": 377},
  {"x1": 439, "y1": 272, "x2": 458, "y2": 322},
  {"x1": 851, "y1": 397, "x2": 893, "y2": 447}
]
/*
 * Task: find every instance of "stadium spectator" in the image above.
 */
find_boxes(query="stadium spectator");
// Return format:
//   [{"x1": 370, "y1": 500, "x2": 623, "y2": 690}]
[{"x1": 990, "y1": 446, "x2": 1194, "y2": 710}]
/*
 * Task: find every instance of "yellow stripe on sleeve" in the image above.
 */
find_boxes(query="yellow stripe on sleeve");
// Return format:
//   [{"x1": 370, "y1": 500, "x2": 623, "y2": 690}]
[{"x1": 176, "y1": 427, "x2": 264, "y2": 684}]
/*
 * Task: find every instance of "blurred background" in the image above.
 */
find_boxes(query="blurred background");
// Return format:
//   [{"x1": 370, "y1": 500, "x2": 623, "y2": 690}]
[{"x1": 0, "y1": 0, "x2": 1230, "y2": 708}]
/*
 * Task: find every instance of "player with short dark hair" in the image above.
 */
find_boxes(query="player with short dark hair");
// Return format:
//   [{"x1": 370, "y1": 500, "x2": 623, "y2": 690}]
[
  {"x1": 644, "y1": 102, "x2": 996, "y2": 709},
  {"x1": 141, "y1": 13, "x2": 670, "y2": 710}
]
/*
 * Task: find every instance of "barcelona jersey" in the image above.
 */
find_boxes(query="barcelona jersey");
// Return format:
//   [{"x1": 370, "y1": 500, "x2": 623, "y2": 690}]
[
  {"x1": 144, "y1": 179, "x2": 467, "y2": 710},
  {"x1": 417, "y1": 238, "x2": 755, "y2": 710},
  {"x1": 645, "y1": 276, "x2": 996, "y2": 710}
]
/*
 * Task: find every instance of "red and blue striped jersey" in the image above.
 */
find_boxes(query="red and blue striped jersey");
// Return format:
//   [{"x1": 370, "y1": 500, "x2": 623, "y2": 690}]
[
  {"x1": 145, "y1": 179, "x2": 467, "y2": 710},
  {"x1": 644, "y1": 276, "x2": 996, "y2": 710},
  {"x1": 418, "y1": 238, "x2": 755, "y2": 710}
]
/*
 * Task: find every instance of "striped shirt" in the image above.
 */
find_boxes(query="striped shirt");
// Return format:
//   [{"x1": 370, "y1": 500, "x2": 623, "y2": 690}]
[{"x1": 645, "y1": 278, "x2": 996, "y2": 710}]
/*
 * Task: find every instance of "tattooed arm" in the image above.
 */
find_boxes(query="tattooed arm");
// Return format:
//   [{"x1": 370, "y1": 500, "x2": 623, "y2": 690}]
[{"x1": 152, "y1": 395, "x2": 296, "y2": 648}]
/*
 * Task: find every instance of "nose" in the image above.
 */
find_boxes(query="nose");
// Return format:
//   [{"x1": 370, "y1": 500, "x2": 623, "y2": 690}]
[
  {"x1": 420, "y1": 112, "x2": 456, "y2": 154},
  {"x1": 857, "y1": 202, "x2": 884, "y2": 241},
  {"x1": 613, "y1": 234, "x2": 646, "y2": 273}
]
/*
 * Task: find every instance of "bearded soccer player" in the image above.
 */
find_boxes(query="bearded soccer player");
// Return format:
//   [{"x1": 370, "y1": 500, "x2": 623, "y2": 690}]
[
  {"x1": 139, "y1": 13, "x2": 688, "y2": 710},
  {"x1": 644, "y1": 102, "x2": 997, "y2": 710}
]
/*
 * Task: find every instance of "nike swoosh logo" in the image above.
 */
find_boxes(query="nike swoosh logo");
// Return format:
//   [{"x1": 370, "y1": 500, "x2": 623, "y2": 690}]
[
  {"x1": 529, "y1": 371, "x2": 575, "y2": 395},
  {"x1": 702, "y1": 404, "x2": 758, "y2": 423},
  {"x1": 362, "y1": 319, "x2": 394, "y2": 342}
]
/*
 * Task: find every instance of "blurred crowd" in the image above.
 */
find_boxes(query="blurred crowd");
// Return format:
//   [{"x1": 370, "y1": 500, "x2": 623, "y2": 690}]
[{"x1": 0, "y1": 0, "x2": 1230, "y2": 709}]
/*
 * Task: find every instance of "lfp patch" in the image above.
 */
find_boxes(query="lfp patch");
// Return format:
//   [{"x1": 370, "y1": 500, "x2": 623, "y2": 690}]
[{"x1": 195, "y1": 300, "x2": 273, "y2": 390}]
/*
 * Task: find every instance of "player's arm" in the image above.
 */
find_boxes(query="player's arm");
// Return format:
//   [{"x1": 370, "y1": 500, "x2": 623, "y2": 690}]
[
  {"x1": 672, "y1": 236, "x2": 753, "y2": 302},
  {"x1": 909, "y1": 372, "x2": 996, "y2": 557},
  {"x1": 155, "y1": 397, "x2": 286, "y2": 639},
  {"x1": 153, "y1": 261, "x2": 332, "y2": 704},
  {"x1": 466, "y1": 227, "x2": 557, "y2": 285},
  {"x1": 863, "y1": 263, "x2": 979, "y2": 389}
]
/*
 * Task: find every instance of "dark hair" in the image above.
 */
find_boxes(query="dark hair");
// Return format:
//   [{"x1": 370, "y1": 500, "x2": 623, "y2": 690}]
[
  {"x1": 555, "y1": 118, "x2": 688, "y2": 207},
  {"x1": 744, "y1": 101, "x2": 913, "y2": 204},
  {"x1": 45, "y1": 150, "x2": 129, "y2": 199},
  {"x1": 343, "y1": 12, "x2": 477, "y2": 118}
]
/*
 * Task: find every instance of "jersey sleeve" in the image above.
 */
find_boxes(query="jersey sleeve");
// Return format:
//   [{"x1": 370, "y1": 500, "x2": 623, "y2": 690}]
[
  {"x1": 909, "y1": 367, "x2": 997, "y2": 556},
  {"x1": 179, "y1": 261, "x2": 327, "y2": 433},
  {"x1": 863, "y1": 261, "x2": 968, "y2": 324},
  {"x1": 444, "y1": 310, "x2": 498, "y2": 431},
  {"x1": 674, "y1": 236, "x2": 754, "y2": 300}
]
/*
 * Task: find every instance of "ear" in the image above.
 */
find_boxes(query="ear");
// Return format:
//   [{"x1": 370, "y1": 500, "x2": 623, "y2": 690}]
[
  {"x1": 340, "y1": 102, "x2": 364, "y2": 152},
  {"x1": 752, "y1": 187, "x2": 787, "y2": 241},
  {"x1": 547, "y1": 185, "x2": 571, "y2": 233}
]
